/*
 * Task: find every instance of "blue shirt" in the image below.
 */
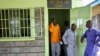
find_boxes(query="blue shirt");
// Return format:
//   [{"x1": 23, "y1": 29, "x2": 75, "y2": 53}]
[{"x1": 83, "y1": 28, "x2": 100, "y2": 56}]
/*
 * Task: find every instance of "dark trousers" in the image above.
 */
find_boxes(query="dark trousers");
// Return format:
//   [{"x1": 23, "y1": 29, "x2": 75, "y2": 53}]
[{"x1": 60, "y1": 45, "x2": 68, "y2": 56}]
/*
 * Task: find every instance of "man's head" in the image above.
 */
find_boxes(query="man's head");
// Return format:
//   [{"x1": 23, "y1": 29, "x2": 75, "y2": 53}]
[
  {"x1": 51, "y1": 18, "x2": 56, "y2": 25},
  {"x1": 71, "y1": 23, "x2": 77, "y2": 31},
  {"x1": 86, "y1": 20, "x2": 92, "y2": 28}
]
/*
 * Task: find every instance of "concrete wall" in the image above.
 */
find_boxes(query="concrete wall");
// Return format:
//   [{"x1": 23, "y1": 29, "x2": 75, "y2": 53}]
[{"x1": 0, "y1": 37, "x2": 45, "y2": 56}]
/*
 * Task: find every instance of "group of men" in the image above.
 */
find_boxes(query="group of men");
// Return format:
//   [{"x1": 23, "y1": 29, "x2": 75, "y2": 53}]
[{"x1": 49, "y1": 18, "x2": 100, "y2": 56}]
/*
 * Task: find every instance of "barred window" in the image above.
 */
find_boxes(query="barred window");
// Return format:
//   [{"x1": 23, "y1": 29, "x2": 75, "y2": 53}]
[
  {"x1": 0, "y1": 9, "x2": 31, "y2": 37},
  {"x1": 0, "y1": 8, "x2": 44, "y2": 39}
]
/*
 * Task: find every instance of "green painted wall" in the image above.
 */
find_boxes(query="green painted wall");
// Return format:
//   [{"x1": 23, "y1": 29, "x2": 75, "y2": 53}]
[
  {"x1": 0, "y1": 0, "x2": 47, "y2": 8},
  {"x1": 72, "y1": 0, "x2": 82, "y2": 8},
  {"x1": 70, "y1": 6, "x2": 91, "y2": 56}
]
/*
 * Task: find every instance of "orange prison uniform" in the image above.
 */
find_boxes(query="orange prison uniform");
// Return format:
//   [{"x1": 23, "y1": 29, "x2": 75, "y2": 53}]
[{"x1": 49, "y1": 23, "x2": 61, "y2": 43}]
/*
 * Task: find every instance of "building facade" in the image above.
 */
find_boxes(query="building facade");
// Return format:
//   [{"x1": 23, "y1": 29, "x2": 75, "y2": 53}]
[{"x1": 0, "y1": 0, "x2": 97, "y2": 56}]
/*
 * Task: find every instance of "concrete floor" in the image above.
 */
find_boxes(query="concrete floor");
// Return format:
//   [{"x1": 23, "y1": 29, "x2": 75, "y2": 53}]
[{"x1": 97, "y1": 47, "x2": 100, "y2": 56}]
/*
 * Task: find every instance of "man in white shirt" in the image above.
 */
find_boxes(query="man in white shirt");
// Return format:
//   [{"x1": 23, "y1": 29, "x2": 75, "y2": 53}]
[{"x1": 62, "y1": 23, "x2": 77, "y2": 56}]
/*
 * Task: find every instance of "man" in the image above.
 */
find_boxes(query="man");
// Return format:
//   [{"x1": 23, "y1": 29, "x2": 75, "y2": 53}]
[
  {"x1": 49, "y1": 18, "x2": 61, "y2": 56},
  {"x1": 61, "y1": 20, "x2": 69, "y2": 56},
  {"x1": 61, "y1": 20, "x2": 69, "y2": 36},
  {"x1": 62, "y1": 23, "x2": 77, "y2": 56},
  {"x1": 81, "y1": 20, "x2": 100, "y2": 56}
]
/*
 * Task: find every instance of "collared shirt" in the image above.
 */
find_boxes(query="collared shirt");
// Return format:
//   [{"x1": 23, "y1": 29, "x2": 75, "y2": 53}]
[
  {"x1": 83, "y1": 28, "x2": 100, "y2": 56},
  {"x1": 83, "y1": 28, "x2": 100, "y2": 45},
  {"x1": 62, "y1": 29, "x2": 77, "y2": 46},
  {"x1": 49, "y1": 23, "x2": 61, "y2": 43}
]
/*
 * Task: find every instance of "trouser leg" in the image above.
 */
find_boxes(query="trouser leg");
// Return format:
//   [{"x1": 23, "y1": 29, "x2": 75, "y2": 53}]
[
  {"x1": 56, "y1": 43, "x2": 60, "y2": 56},
  {"x1": 51, "y1": 43, "x2": 56, "y2": 56}
]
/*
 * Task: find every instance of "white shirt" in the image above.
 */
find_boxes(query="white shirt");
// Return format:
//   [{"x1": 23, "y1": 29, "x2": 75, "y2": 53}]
[{"x1": 62, "y1": 29, "x2": 77, "y2": 46}]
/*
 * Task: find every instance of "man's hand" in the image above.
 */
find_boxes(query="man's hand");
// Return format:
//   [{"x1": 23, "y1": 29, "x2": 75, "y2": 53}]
[
  {"x1": 60, "y1": 41, "x2": 63, "y2": 45},
  {"x1": 80, "y1": 36, "x2": 84, "y2": 43}
]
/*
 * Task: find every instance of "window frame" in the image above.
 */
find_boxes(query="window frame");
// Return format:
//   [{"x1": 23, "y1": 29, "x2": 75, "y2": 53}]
[{"x1": 0, "y1": 7, "x2": 44, "y2": 41}]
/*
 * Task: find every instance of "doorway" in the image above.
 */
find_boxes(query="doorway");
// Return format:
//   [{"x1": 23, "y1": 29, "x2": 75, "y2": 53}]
[{"x1": 48, "y1": 9, "x2": 70, "y2": 56}]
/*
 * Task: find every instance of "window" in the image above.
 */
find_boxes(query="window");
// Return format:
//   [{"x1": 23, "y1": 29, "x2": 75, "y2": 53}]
[
  {"x1": 92, "y1": 14, "x2": 100, "y2": 30},
  {"x1": 34, "y1": 8, "x2": 44, "y2": 37},
  {"x1": 0, "y1": 8, "x2": 44, "y2": 38},
  {"x1": 0, "y1": 9, "x2": 31, "y2": 37}
]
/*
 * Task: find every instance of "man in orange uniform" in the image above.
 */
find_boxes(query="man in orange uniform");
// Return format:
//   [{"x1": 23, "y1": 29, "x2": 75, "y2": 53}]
[{"x1": 49, "y1": 18, "x2": 61, "y2": 56}]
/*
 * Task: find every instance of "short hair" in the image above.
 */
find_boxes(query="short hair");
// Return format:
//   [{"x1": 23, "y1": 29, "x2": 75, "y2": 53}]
[
  {"x1": 51, "y1": 18, "x2": 55, "y2": 21},
  {"x1": 86, "y1": 20, "x2": 92, "y2": 24},
  {"x1": 71, "y1": 23, "x2": 76, "y2": 26}
]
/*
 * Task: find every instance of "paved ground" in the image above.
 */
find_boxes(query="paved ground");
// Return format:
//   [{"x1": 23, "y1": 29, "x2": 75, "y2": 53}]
[{"x1": 97, "y1": 47, "x2": 100, "y2": 56}]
